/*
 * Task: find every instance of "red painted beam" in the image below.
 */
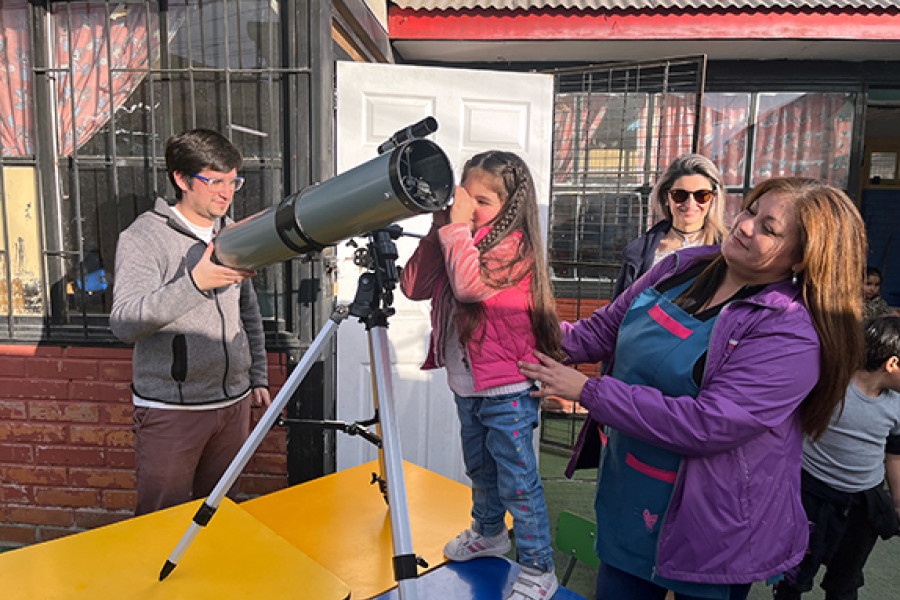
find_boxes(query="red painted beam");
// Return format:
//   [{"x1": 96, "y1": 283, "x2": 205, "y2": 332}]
[{"x1": 389, "y1": 8, "x2": 900, "y2": 41}]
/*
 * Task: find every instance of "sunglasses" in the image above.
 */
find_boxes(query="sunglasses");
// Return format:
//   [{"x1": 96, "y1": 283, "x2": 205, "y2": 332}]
[{"x1": 668, "y1": 189, "x2": 715, "y2": 205}]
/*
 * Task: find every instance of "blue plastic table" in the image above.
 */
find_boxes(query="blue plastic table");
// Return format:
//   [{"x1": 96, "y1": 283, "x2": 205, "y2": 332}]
[{"x1": 372, "y1": 556, "x2": 589, "y2": 600}]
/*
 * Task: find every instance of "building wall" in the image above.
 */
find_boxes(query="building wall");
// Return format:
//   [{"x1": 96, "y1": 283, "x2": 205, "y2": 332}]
[{"x1": 0, "y1": 345, "x2": 289, "y2": 547}]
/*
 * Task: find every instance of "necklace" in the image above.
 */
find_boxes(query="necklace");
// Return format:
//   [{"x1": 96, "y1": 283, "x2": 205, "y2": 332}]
[{"x1": 671, "y1": 225, "x2": 703, "y2": 248}]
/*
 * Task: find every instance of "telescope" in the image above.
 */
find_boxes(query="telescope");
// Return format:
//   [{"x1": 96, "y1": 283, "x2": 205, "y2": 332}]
[{"x1": 213, "y1": 118, "x2": 453, "y2": 271}]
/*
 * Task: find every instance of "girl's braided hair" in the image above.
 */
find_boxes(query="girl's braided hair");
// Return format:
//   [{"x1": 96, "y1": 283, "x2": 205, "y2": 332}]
[{"x1": 455, "y1": 151, "x2": 562, "y2": 359}]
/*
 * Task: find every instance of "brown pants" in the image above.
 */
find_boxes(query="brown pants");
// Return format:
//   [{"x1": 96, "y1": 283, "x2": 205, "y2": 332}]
[{"x1": 132, "y1": 396, "x2": 251, "y2": 516}]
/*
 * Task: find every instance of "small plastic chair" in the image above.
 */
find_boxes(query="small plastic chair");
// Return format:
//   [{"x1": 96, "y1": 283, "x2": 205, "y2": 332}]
[{"x1": 555, "y1": 510, "x2": 599, "y2": 587}]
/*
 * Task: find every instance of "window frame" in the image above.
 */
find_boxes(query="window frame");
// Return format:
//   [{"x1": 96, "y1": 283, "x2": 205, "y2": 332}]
[{"x1": 0, "y1": 0, "x2": 335, "y2": 346}]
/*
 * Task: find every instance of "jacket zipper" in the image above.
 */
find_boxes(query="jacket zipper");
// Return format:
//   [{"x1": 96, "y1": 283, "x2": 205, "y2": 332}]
[{"x1": 214, "y1": 288, "x2": 230, "y2": 396}]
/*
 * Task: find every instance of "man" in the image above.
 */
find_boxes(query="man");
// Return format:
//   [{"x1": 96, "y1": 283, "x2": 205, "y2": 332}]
[{"x1": 111, "y1": 129, "x2": 270, "y2": 516}]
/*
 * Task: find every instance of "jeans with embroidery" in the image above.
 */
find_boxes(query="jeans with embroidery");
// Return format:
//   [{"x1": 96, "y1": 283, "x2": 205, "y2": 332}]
[{"x1": 454, "y1": 389, "x2": 554, "y2": 572}]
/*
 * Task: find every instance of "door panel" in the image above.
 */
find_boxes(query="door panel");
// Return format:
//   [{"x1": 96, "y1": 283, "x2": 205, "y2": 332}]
[{"x1": 335, "y1": 61, "x2": 554, "y2": 483}]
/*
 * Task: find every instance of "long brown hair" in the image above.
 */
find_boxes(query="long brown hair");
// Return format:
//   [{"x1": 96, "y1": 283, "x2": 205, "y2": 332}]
[
  {"x1": 454, "y1": 150, "x2": 562, "y2": 359},
  {"x1": 682, "y1": 178, "x2": 865, "y2": 439}
]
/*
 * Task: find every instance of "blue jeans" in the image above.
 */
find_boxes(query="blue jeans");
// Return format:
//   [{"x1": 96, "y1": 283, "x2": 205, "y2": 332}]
[
  {"x1": 455, "y1": 389, "x2": 554, "y2": 572},
  {"x1": 595, "y1": 563, "x2": 751, "y2": 600}
]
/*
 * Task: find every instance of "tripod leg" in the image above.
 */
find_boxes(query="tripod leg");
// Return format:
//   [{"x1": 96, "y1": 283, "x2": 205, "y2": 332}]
[
  {"x1": 159, "y1": 307, "x2": 348, "y2": 581},
  {"x1": 366, "y1": 335, "x2": 389, "y2": 503},
  {"x1": 368, "y1": 326, "x2": 419, "y2": 599}
]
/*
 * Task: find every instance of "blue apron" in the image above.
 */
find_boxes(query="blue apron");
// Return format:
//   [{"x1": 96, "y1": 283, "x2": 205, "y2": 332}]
[{"x1": 594, "y1": 280, "x2": 730, "y2": 599}]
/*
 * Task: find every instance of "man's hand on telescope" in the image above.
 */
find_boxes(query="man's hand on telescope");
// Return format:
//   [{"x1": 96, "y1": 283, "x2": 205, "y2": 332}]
[
  {"x1": 192, "y1": 242, "x2": 256, "y2": 291},
  {"x1": 450, "y1": 185, "x2": 476, "y2": 232}
]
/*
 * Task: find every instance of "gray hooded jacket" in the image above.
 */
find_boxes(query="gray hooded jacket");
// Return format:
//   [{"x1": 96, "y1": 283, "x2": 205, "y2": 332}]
[{"x1": 110, "y1": 198, "x2": 267, "y2": 405}]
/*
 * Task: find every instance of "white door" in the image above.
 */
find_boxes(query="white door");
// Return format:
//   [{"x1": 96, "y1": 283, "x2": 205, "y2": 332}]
[{"x1": 334, "y1": 61, "x2": 554, "y2": 484}]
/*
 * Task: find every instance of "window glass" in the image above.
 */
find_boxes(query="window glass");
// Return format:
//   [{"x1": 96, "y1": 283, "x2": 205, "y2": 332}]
[
  {"x1": 700, "y1": 93, "x2": 751, "y2": 188},
  {"x1": 549, "y1": 86, "x2": 859, "y2": 298},
  {"x1": 654, "y1": 92, "x2": 699, "y2": 175},
  {"x1": 0, "y1": 0, "x2": 285, "y2": 335},
  {"x1": 870, "y1": 151, "x2": 898, "y2": 180},
  {"x1": 751, "y1": 92, "x2": 855, "y2": 187},
  {"x1": 0, "y1": 0, "x2": 34, "y2": 157},
  {"x1": 1, "y1": 167, "x2": 44, "y2": 316},
  {"x1": 724, "y1": 192, "x2": 745, "y2": 229}
]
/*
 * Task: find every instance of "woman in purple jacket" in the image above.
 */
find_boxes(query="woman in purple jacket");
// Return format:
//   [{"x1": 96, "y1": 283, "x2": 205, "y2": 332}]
[{"x1": 519, "y1": 178, "x2": 866, "y2": 600}]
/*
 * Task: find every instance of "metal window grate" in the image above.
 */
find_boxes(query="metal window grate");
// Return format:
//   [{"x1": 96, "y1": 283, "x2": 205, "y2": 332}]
[
  {"x1": 548, "y1": 57, "x2": 705, "y2": 302},
  {"x1": 0, "y1": 0, "x2": 327, "y2": 344},
  {"x1": 542, "y1": 57, "x2": 705, "y2": 448}
]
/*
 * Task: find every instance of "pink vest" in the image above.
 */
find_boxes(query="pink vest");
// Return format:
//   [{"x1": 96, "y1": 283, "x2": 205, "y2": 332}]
[{"x1": 410, "y1": 225, "x2": 540, "y2": 392}]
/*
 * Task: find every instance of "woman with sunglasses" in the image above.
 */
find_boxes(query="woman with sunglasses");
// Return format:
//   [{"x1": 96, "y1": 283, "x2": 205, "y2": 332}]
[
  {"x1": 612, "y1": 154, "x2": 727, "y2": 299},
  {"x1": 520, "y1": 178, "x2": 867, "y2": 599}
]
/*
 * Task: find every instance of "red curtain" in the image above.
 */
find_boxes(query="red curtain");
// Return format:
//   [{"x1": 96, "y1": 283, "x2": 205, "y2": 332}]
[
  {"x1": 553, "y1": 94, "x2": 607, "y2": 184},
  {"x1": 1, "y1": 2, "x2": 181, "y2": 158},
  {"x1": 750, "y1": 92, "x2": 854, "y2": 188},
  {"x1": 699, "y1": 93, "x2": 751, "y2": 187},
  {"x1": 0, "y1": 2, "x2": 33, "y2": 157}
]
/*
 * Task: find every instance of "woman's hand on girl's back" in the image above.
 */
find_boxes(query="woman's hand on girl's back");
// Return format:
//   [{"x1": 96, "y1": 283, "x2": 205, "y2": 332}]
[{"x1": 518, "y1": 350, "x2": 590, "y2": 402}]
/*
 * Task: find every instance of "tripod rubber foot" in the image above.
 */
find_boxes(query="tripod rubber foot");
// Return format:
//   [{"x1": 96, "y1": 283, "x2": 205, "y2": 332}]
[
  {"x1": 393, "y1": 553, "x2": 419, "y2": 580},
  {"x1": 159, "y1": 560, "x2": 176, "y2": 581}
]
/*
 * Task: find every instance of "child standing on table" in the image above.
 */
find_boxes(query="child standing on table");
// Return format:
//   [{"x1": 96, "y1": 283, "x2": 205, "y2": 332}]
[{"x1": 400, "y1": 150, "x2": 562, "y2": 600}]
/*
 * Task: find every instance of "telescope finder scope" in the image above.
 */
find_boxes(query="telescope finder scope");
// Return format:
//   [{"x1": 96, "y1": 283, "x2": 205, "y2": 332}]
[{"x1": 213, "y1": 136, "x2": 453, "y2": 271}]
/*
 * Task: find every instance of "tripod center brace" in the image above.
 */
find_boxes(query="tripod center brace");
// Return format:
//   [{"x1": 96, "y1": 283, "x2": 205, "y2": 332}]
[
  {"x1": 160, "y1": 227, "x2": 427, "y2": 600},
  {"x1": 278, "y1": 226, "x2": 412, "y2": 495}
]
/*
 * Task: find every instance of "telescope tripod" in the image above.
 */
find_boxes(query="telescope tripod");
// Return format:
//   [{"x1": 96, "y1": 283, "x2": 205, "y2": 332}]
[{"x1": 160, "y1": 227, "x2": 424, "y2": 600}]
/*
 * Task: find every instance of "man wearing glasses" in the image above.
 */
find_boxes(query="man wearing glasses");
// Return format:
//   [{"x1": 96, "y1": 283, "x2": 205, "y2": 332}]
[{"x1": 110, "y1": 129, "x2": 271, "y2": 516}]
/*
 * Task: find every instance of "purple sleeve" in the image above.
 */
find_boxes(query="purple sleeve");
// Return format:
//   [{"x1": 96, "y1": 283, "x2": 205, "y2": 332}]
[{"x1": 578, "y1": 304, "x2": 820, "y2": 456}]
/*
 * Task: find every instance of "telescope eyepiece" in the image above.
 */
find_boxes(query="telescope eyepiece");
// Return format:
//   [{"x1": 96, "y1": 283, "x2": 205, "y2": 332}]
[{"x1": 378, "y1": 117, "x2": 439, "y2": 155}]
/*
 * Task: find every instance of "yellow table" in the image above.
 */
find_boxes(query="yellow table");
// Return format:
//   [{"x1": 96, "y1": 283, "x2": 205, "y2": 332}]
[
  {"x1": 243, "y1": 460, "x2": 475, "y2": 599},
  {"x1": 0, "y1": 498, "x2": 350, "y2": 600}
]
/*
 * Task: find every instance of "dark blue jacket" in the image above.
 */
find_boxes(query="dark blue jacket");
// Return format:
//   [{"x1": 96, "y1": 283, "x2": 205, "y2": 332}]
[{"x1": 612, "y1": 220, "x2": 671, "y2": 299}]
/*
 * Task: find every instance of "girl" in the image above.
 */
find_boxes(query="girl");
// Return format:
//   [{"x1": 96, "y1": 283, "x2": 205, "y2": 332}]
[{"x1": 400, "y1": 150, "x2": 562, "y2": 600}]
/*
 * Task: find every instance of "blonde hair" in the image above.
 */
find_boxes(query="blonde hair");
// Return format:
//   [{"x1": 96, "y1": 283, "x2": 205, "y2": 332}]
[
  {"x1": 745, "y1": 178, "x2": 867, "y2": 438},
  {"x1": 651, "y1": 154, "x2": 727, "y2": 245}
]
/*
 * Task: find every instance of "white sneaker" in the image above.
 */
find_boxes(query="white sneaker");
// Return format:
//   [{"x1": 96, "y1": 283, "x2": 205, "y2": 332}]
[
  {"x1": 506, "y1": 565, "x2": 559, "y2": 600},
  {"x1": 443, "y1": 523, "x2": 511, "y2": 561}
]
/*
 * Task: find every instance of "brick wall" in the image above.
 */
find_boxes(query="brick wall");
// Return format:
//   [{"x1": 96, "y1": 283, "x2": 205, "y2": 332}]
[
  {"x1": 0, "y1": 344, "x2": 290, "y2": 547},
  {"x1": 540, "y1": 297, "x2": 610, "y2": 414},
  {"x1": 556, "y1": 297, "x2": 609, "y2": 379}
]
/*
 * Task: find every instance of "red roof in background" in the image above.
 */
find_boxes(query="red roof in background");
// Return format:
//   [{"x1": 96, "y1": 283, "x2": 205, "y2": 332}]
[
  {"x1": 387, "y1": 1, "x2": 900, "y2": 63},
  {"x1": 389, "y1": 5, "x2": 900, "y2": 42},
  {"x1": 392, "y1": 0, "x2": 897, "y2": 8}
]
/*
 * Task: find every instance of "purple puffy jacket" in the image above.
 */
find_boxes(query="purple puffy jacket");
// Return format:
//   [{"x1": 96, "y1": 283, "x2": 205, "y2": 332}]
[{"x1": 564, "y1": 246, "x2": 819, "y2": 584}]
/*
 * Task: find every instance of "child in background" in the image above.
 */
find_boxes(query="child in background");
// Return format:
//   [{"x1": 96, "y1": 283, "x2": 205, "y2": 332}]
[
  {"x1": 400, "y1": 150, "x2": 562, "y2": 600},
  {"x1": 773, "y1": 316, "x2": 900, "y2": 599},
  {"x1": 864, "y1": 266, "x2": 894, "y2": 320}
]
